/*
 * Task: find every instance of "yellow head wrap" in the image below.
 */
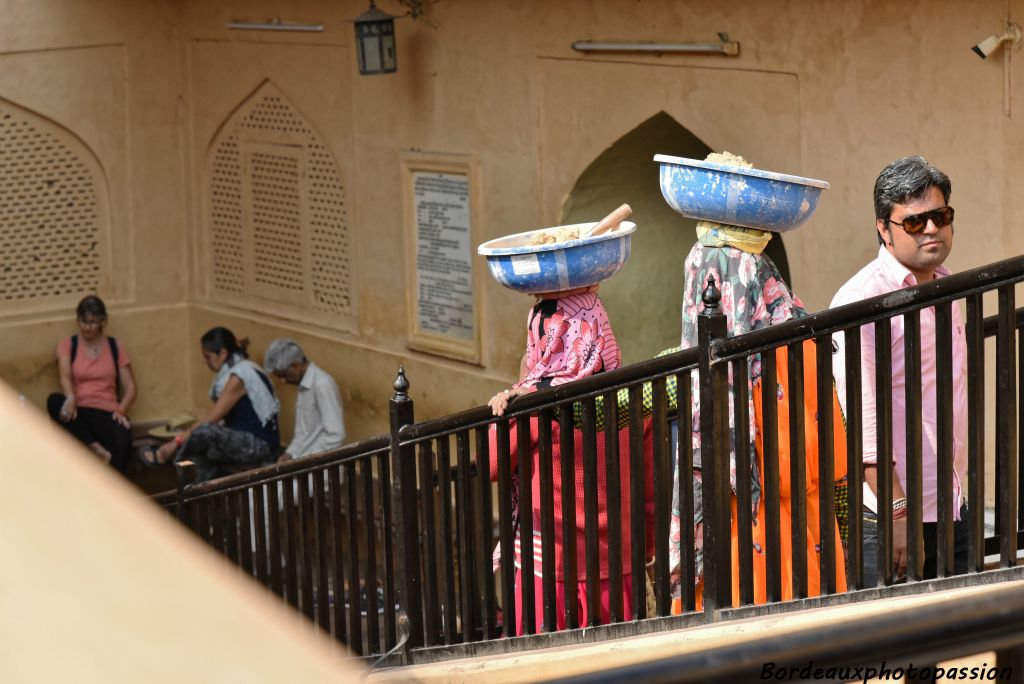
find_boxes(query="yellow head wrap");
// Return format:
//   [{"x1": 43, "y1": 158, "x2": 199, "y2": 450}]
[{"x1": 695, "y1": 221, "x2": 772, "y2": 254}]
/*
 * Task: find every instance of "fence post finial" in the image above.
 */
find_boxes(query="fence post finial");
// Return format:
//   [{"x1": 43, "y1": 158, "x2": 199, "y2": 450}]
[
  {"x1": 702, "y1": 275, "x2": 722, "y2": 314},
  {"x1": 393, "y1": 366, "x2": 410, "y2": 401}
]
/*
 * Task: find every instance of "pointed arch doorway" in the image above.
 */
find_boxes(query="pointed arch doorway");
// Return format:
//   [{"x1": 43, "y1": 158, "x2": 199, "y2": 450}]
[{"x1": 559, "y1": 112, "x2": 790, "y2": 365}]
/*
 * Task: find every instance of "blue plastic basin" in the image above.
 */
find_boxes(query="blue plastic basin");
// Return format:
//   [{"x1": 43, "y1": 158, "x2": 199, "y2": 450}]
[
  {"x1": 478, "y1": 221, "x2": 635, "y2": 295},
  {"x1": 655, "y1": 154, "x2": 829, "y2": 232}
]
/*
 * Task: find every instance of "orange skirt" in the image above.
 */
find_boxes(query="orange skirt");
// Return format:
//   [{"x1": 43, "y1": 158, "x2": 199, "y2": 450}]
[{"x1": 673, "y1": 341, "x2": 849, "y2": 612}]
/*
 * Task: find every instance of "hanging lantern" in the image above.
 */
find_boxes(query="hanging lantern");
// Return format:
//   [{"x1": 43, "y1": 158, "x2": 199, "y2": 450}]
[{"x1": 353, "y1": 1, "x2": 398, "y2": 75}]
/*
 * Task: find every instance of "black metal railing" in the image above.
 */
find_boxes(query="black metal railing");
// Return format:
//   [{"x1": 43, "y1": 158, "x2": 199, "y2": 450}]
[
  {"x1": 390, "y1": 343, "x2": 701, "y2": 650},
  {"x1": 158, "y1": 252, "x2": 1024, "y2": 667},
  {"x1": 168, "y1": 434, "x2": 399, "y2": 657}
]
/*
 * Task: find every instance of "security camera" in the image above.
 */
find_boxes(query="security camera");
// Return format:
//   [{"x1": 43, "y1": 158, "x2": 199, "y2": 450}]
[
  {"x1": 973, "y1": 33, "x2": 1005, "y2": 58},
  {"x1": 972, "y1": 22, "x2": 1022, "y2": 59}
]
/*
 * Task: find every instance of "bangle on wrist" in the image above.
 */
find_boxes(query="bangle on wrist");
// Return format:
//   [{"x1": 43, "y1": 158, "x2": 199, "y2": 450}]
[{"x1": 892, "y1": 497, "x2": 908, "y2": 519}]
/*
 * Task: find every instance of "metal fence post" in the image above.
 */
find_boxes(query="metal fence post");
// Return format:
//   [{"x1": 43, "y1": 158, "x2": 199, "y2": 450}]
[
  {"x1": 698, "y1": 276, "x2": 732, "y2": 615},
  {"x1": 174, "y1": 460, "x2": 198, "y2": 528},
  {"x1": 389, "y1": 367, "x2": 423, "y2": 657}
]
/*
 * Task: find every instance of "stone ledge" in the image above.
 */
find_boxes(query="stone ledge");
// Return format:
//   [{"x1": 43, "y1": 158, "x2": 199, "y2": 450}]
[{"x1": 369, "y1": 581, "x2": 1024, "y2": 683}]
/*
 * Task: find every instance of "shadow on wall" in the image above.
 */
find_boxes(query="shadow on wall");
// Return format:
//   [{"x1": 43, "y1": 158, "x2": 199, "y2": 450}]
[{"x1": 560, "y1": 111, "x2": 790, "y2": 364}]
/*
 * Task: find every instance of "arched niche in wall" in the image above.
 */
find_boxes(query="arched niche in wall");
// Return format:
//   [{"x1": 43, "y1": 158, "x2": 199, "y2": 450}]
[
  {"x1": 204, "y1": 80, "x2": 353, "y2": 329},
  {"x1": 0, "y1": 98, "x2": 112, "y2": 314},
  {"x1": 560, "y1": 112, "x2": 790, "y2": 364}
]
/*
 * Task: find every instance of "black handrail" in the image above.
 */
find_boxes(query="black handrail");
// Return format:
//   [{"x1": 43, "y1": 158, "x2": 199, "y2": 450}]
[
  {"x1": 984, "y1": 303, "x2": 1024, "y2": 337},
  {"x1": 399, "y1": 346, "x2": 700, "y2": 443},
  {"x1": 160, "y1": 433, "x2": 390, "y2": 498},
  {"x1": 716, "y1": 252, "x2": 1024, "y2": 361}
]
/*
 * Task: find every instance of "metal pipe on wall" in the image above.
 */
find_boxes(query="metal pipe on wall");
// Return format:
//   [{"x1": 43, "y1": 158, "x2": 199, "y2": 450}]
[{"x1": 571, "y1": 41, "x2": 739, "y2": 56}]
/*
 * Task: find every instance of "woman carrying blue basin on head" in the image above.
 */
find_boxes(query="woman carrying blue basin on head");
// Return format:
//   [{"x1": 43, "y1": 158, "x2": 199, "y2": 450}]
[
  {"x1": 480, "y1": 209, "x2": 655, "y2": 634},
  {"x1": 583, "y1": 152, "x2": 849, "y2": 610}
]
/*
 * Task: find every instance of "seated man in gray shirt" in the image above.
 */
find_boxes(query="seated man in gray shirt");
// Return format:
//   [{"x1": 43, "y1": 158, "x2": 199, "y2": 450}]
[{"x1": 264, "y1": 339, "x2": 346, "y2": 462}]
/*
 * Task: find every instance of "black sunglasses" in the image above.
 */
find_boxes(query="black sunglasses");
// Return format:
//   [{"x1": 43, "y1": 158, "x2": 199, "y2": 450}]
[{"x1": 885, "y1": 206, "x2": 954, "y2": 235}]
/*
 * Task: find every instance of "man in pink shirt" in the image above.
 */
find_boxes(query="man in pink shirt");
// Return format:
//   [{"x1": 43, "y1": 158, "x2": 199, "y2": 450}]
[{"x1": 831, "y1": 156, "x2": 968, "y2": 586}]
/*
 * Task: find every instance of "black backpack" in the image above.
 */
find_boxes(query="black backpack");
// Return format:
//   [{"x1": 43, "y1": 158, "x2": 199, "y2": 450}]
[{"x1": 70, "y1": 335, "x2": 121, "y2": 397}]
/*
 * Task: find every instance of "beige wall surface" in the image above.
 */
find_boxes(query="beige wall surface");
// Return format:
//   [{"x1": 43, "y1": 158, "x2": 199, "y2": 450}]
[
  {"x1": 0, "y1": 0, "x2": 190, "y2": 421},
  {"x1": 1, "y1": 0, "x2": 1021, "y2": 440}
]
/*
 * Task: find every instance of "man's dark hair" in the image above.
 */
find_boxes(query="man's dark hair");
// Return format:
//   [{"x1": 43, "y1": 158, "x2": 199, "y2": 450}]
[
  {"x1": 873, "y1": 156, "x2": 952, "y2": 245},
  {"x1": 76, "y1": 294, "x2": 107, "y2": 320}
]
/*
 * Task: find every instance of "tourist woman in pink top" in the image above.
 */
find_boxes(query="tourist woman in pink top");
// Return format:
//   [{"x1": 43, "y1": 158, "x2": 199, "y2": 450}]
[{"x1": 47, "y1": 295, "x2": 137, "y2": 473}]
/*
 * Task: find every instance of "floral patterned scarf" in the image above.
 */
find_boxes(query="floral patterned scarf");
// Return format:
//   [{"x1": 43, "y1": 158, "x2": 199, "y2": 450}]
[
  {"x1": 670, "y1": 242, "x2": 807, "y2": 597},
  {"x1": 515, "y1": 292, "x2": 622, "y2": 391}
]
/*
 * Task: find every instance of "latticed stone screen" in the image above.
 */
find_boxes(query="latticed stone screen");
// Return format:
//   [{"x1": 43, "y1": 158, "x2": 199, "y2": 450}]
[
  {"x1": 249, "y1": 148, "x2": 303, "y2": 293},
  {"x1": 207, "y1": 85, "x2": 352, "y2": 322},
  {"x1": 0, "y1": 100, "x2": 107, "y2": 306}
]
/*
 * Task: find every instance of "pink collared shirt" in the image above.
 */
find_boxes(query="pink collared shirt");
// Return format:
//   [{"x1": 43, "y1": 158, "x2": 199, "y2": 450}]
[{"x1": 830, "y1": 246, "x2": 967, "y2": 522}]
